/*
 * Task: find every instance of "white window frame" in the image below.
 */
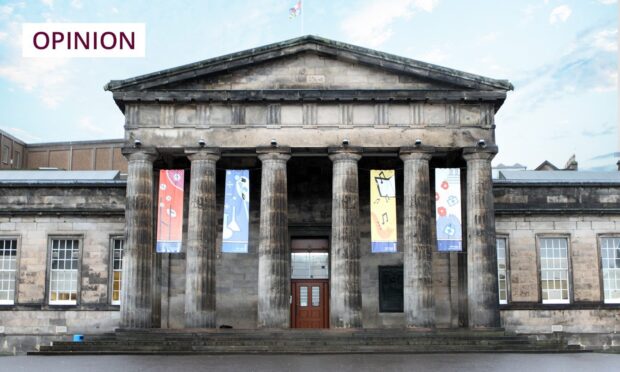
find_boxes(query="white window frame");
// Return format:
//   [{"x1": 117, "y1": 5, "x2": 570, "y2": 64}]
[
  {"x1": 110, "y1": 236, "x2": 124, "y2": 305},
  {"x1": 496, "y1": 236, "x2": 509, "y2": 305},
  {"x1": 0, "y1": 237, "x2": 19, "y2": 305},
  {"x1": 48, "y1": 237, "x2": 81, "y2": 306},
  {"x1": 538, "y1": 236, "x2": 571, "y2": 305},
  {"x1": 599, "y1": 236, "x2": 620, "y2": 304}
]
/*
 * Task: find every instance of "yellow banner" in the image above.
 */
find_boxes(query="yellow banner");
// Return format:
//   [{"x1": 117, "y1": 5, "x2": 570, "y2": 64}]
[{"x1": 370, "y1": 170, "x2": 397, "y2": 253}]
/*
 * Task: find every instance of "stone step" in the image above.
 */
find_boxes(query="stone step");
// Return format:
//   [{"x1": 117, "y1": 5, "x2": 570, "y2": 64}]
[{"x1": 29, "y1": 329, "x2": 585, "y2": 355}]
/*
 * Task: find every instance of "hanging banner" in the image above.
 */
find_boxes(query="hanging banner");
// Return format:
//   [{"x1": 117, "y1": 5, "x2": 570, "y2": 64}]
[
  {"x1": 156, "y1": 169, "x2": 185, "y2": 253},
  {"x1": 370, "y1": 170, "x2": 398, "y2": 253},
  {"x1": 222, "y1": 170, "x2": 250, "y2": 253},
  {"x1": 435, "y1": 168, "x2": 462, "y2": 252}
]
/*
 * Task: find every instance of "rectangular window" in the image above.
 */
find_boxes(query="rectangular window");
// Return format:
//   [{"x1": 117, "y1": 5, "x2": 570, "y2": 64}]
[
  {"x1": 600, "y1": 236, "x2": 620, "y2": 304},
  {"x1": 497, "y1": 237, "x2": 509, "y2": 304},
  {"x1": 1, "y1": 145, "x2": 8, "y2": 164},
  {"x1": 539, "y1": 237, "x2": 570, "y2": 304},
  {"x1": 111, "y1": 238, "x2": 124, "y2": 305},
  {"x1": 0, "y1": 239, "x2": 17, "y2": 305},
  {"x1": 49, "y1": 238, "x2": 80, "y2": 305},
  {"x1": 379, "y1": 266, "x2": 403, "y2": 312},
  {"x1": 14, "y1": 151, "x2": 21, "y2": 168}
]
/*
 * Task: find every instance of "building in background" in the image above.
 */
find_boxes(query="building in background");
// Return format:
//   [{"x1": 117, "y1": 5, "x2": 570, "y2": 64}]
[{"x1": 0, "y1": 36, "x2": 618, "y2": 353}]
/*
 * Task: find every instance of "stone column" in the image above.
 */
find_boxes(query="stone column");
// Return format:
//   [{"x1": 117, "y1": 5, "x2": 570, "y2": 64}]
[
  {"x1": 121, "y1": 148, "x2": 157, "y2": 328},
  {"x1": 329, "y1": 147, "x2": 362, "y2": 328},
  {"x1": 400, "y1": 147, "x2": 434, "y2": 328},
  {"x1": 257, "y1": 147, "x2": 291, "y2": 328},
  {"x1": 463, "y1": 146, "x2": 500, "y2": 328},
  {"x1": 184, "y1": 148, "x2": 220, "y2": 328}
]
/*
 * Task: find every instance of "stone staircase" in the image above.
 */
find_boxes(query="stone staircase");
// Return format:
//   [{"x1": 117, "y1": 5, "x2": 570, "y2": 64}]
[{"x1": 30, "y1": 328, "x2": 586, "y2": 355}]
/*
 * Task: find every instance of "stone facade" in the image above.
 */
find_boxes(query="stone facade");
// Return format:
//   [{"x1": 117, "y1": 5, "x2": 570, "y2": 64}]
[{"x1": 1, "y1": 36, "x2": 619, "y2": 353}]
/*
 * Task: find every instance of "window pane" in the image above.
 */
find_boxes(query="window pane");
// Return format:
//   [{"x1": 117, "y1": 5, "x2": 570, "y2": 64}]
[
  {"x1": 540, "y1": 238, "x2": 570, "y2": 304},
  {"x1": 0, "y1": 239, "x2": 17, "y2": 304},
  {"x1": 49, "y1": 239, "x2": 79, "y2": 305},
  {"x1": 601, "y1": 237, "x2": 620, "y2": 303},
  {"x1": 312, "y1": 286, "x2": 320, "y2": 306},
  {"x1": 299, "y1": 286, "x2": 308, "y2": 307},
  {"x1": 111, "y1": 238, "x2": 125, "y2": 305},
  {"x1": 496, "y1": 238, "x2": 509, "y2": 304}
]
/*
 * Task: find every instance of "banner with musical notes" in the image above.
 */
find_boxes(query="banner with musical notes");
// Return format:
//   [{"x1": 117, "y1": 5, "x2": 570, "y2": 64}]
[
  {"x1": 222, "y1": 170, "x2": 250, "y2": 253},
  {"x1": 156, "y1": 169, "x2": 185, "y2": 253},
  {"x1": 370, "y1": 169, "x2": 398, "y2": 253},
  {"x1": 435, "y1": 168, "x2": 462, "y2": 252}
]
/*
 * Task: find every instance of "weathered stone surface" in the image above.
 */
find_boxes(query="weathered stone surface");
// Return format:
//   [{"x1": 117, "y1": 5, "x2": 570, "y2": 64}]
[
  {"x1": 329, "y1": 147, "x2": 362, "y2": 328},
  {"x1": 400, "y1": 148, "x2": 434, "y2": 328},
  {"x1": 463, "y1": 147, "x2": 500, "y2": 328},
  {"x1": 184, "y1": 148, "x2": 220, "y2": 328},
  {"x1": 121, "y1": 149, "x2": 157, "y2": 328},
  {"x1": 257, "y1": 147, "x2": 291, "y2": 328}
]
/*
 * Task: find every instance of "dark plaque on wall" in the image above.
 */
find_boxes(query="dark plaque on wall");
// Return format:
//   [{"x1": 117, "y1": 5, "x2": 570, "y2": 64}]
[{"x1": 379, "y1": 265, "x2": 404, "y2": 312}]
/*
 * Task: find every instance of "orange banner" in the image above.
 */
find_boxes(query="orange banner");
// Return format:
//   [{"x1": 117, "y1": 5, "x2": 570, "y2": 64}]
[{"x1": 156, "y1": 169, "x2": 184, "y2": 253}]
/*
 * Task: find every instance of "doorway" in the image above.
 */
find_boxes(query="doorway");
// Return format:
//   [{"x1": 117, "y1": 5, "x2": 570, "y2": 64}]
[{"x1": 290, "y1": 238, "x2": 329, "y2": 328}]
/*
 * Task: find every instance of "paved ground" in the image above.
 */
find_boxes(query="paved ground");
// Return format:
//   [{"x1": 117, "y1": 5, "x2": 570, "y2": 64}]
[{"x1": 2, "y1": 353, "x2": 620, "y2": 372}]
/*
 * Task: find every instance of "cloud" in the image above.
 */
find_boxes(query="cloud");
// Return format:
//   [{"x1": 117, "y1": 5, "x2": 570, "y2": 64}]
[
  {"x1": 418, "y1": 48, "x2": 448, "y2": 64},
  {"x1": 479, "y1": 31, "x2": 499, "y2": 43},
  {"x1": 77, "y1": 116, "x2": 106, "y2": 135},
  {"x1": 549, "y1": 5, "x2": 571, "y2": 24},
  {"x1": 0, "y1": 31, "x2": 7, "y2": 41},
  {"x1": 597, "y1": 0, "x2": 617, "y2": 4},
  {"x1": 71, "y1": 0, "x2": 82, "y2": 9},
  {"x1": 40, "y1": 0, "x2": 53, "y2": 9},
  {"x1": 504, "y1": 25, "x2": 618, "y2": 114},
  {"x1": 591, "y1": 28, "x2": 618, "y2": 52},
  {"x1": 341, "y1": 0, "x2": 439, "y2": 47},
  {"x1": 0, "y1": 126, "x2": 42, "y2": 142},
  {"x1": 582, "y1": 122, "x2": 615, "y2": 137},
  {"x1": 0, "y1": 20, "x2": 72, "y2": 108}
]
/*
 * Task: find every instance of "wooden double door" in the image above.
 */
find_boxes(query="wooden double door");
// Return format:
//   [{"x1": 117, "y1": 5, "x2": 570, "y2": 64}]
[
  {"x1": 290, "y1": 238, "x2": 329, "y2": 328},
  {"x1": 291, "y1": 280, "x2": 329, "y2": 328}
]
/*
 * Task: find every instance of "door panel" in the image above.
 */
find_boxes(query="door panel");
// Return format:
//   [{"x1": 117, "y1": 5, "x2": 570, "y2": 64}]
[{"x1": 291, "y1": 280, "x2": 328, "y2": 328}]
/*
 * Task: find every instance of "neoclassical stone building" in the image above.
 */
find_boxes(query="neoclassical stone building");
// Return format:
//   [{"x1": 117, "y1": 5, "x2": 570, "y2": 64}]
[{"x1": 0, "y1": 36, "x2": 618, "y2": 352}]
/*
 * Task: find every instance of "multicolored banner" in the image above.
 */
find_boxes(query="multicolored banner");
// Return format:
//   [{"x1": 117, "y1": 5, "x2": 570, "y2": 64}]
[
  {"x1": 435, "y1": 168, "x2": 462, "y2": 252},
  {"x1": 156, "y1": 170, "x2": 184, "y2": 253},
  {"x1": 370, "y1": 170, "x2": 397, "y2": 253},
  {"x1": 222, "y1": 170, "x2": 250, "y2": 253}
]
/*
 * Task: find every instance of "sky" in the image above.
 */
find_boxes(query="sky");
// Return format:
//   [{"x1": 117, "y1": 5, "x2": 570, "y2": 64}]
[{"x1": 0, "y1": 0, "x2": 617, "y2": 170}]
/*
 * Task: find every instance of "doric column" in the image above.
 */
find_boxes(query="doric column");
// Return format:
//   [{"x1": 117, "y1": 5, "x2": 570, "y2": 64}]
[
  {"x1": 184, "y1": 148, "x2": 220, "y2": 328},
  {"x1": 463, "y1": 146, "x2": 500, "y2": 328},
  {"x1": 257, "y1": 147, "x2": 291, "y2": 328},
  {"x1": 329, "y1": 147, "x2": 362, "y2": 328},
  {"x1": 400, "y1": 146, "x2": 434, "y2": 328},
  {"x1": 121, "y1": 148, "x2": 157, "y2": 328}
]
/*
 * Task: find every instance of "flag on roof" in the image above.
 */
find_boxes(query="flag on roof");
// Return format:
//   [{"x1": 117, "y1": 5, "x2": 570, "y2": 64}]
[{"x1": 289, "y1": 0, "x2": 302, "y2": 19}]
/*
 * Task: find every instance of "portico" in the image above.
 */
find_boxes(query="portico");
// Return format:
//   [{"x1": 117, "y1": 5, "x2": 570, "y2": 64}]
[{"x1": 107, "y1": 35, "x2": 512, "y2": 330}]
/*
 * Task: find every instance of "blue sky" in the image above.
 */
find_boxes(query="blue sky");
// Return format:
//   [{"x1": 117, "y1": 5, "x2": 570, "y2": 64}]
[{"x1": 0, "y1": 0, "x2": 617, "y2": 170}]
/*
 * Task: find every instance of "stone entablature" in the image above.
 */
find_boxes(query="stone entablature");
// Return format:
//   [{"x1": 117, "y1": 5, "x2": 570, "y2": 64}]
[{"x1": 124, "y1": 102, "x2": 495, "y2": 129}]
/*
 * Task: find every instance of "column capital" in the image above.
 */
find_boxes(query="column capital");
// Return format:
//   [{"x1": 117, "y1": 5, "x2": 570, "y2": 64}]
[
  {"x1": 257, "y1": 146, "x2": 291, "y2": 162},
  {"x1": 328, "y1": 146, "x2": 362, "y2": 162},
  {"x1": 400, "y1": 146, "x2": 434, "y2": 161},
  {"x1": 462, "y1": 145, "x2": 498, "y2": 161},
  {"x1": 122, "y1": 146, "x2": 158, "y2": 162},
  {"x1": 185, "y1": 147, "x2": 220, "y2": 162}
]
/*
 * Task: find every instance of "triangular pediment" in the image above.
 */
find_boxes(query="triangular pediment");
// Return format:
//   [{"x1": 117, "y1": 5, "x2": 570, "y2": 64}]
[
  {"x1": 160, "y1": 51, "x2": 463, "y2": 91},
  {"x1": 105, "y1": 36, "x2": 513, "y2": 93}
]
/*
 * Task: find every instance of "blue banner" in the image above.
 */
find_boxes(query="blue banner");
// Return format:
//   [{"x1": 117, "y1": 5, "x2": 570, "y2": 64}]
[
  {"x1": 435, "y1": 168, "x2": 462, "y2": 252},
  {"x1": 222, "y1": 170, "x2": 250, "y2": 253}
]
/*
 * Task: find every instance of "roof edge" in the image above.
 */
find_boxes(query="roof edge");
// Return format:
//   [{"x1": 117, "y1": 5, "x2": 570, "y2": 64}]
[{"x1": 104, "y1": 35, "x2": 514, "y2": 92}]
